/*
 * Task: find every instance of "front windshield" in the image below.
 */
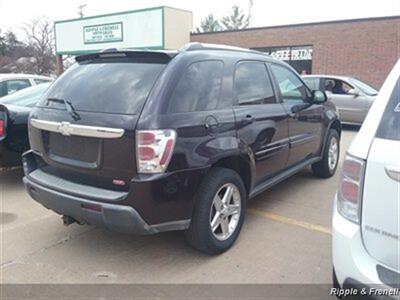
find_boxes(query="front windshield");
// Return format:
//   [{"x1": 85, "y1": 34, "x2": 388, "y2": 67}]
[
  {"x1": 349, "y1": 78, "x2": 378, "y2": 96},
  {"x1": 0, "y1": 82, "x2": 51, "y2": 107}
]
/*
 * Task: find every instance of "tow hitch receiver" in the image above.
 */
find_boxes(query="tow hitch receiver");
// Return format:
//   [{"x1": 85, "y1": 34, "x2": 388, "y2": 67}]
[{"x1": 62, "y1": 215, "x2": 78, "y2": 226}]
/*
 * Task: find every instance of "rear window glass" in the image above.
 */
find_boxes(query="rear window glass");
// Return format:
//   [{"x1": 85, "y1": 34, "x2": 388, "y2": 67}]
[
  {"x1": 376, "y1": 78, "x2": 400, "y2": 141},
  {"x1": 39, "y1": 59, "x2": 166, "y2": 115},
  {"x1": 167, "y1": 60, "x2": 223, "y2": 113}
]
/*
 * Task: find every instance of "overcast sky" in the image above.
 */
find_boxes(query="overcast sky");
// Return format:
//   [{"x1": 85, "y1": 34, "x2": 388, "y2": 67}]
[{"x1": 0, "y1": 0, "x2": 399, "y2": 38}]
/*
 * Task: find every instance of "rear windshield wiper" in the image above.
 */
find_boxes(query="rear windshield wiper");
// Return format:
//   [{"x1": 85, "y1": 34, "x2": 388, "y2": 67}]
[{"x1": 46, "y1": 97, "x2": 81, "y2": 121}]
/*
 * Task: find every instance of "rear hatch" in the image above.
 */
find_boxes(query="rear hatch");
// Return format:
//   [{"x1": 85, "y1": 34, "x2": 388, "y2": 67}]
[
  {"x1": 361, "y1": 77, "x2": 400, "y2": 271},
  {"x1": 29, "y1": 51, "x2": 171, "y2": 192}
]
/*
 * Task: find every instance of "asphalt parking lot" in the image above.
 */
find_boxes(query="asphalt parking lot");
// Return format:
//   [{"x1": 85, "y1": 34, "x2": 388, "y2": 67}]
[{"x1": 0, "y1": 126, "x2": 358, "y2": 285}]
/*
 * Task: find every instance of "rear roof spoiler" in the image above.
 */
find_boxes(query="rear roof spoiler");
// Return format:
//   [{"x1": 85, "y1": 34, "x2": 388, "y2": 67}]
[{"x1": 76, "y1": 49, "x2": 178, "y2": 63}]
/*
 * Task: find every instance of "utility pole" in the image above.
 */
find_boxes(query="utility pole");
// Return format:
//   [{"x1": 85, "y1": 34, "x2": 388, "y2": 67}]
[
  {"x1": 78, "y1": 4, "x2": 87, "y2": 18},
  {"x1": 248, "y1": 0, "x2": 253, "y2": 27}
]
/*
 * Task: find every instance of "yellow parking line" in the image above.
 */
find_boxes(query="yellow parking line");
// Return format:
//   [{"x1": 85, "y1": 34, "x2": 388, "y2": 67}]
[{"x1": 247, "y1": 208, "x2": 331, "y2": 235}]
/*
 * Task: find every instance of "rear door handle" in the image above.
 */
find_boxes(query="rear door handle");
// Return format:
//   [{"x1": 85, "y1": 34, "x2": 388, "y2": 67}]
[{"x1": 385, "y1": 166, "x2": 400, "y2": 182}]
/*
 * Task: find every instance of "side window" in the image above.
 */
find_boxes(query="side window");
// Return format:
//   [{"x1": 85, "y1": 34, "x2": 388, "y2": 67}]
[
  {"x1": 375, "y1": 77, "x2": 400, "y2": 141},
  {"x1": 34, "y1": 79, "x2": 51, "y2": 85},
  {"x1": 6, "y1": 79, "x2": 31, "y2": 95},
  {"x1": 326, "y1": 78, "x2": 353, "y2": 95},
  {"x1": 302, "y1": 78, "x2": 320, "y2": 91},
  {"x1": 234, "y1": 61, "x2": 276, "y2": 105},
  {"x1": 270, "y1": 64, "x2": 309, "y2": 103},
  {"x1": 168, "y1": 60, "x2": 224, "y2": 113}
]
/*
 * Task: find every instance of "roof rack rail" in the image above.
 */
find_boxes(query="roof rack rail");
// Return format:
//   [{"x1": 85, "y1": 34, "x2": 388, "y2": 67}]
[{"x1": 179, "y1": 42, "x2": 269, "y2": 57}]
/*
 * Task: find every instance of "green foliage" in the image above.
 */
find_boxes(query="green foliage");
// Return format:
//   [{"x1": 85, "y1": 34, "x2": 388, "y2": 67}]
[
  {"x1": 196, "y1": 14, "x2": 222, "y2": 33},
  {"x1": 221, "y1": 6, "x2": 249, "y2": 30},
  {"x1": 196, "y1": 6, "x2": 250, "y2": 33}
]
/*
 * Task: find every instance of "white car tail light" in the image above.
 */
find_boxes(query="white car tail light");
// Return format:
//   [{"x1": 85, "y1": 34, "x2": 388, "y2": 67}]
[
  {"x1": 136, "y1": 130, "x2": 177, "y2": 174},
  {"x1": 337, "y1": 153, "x2": 366, "y2": 224}
]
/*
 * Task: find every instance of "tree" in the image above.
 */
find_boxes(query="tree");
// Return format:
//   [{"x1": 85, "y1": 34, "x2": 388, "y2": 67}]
[
  {"x1": 221, "y1": 6, "x2": 249, "y2": 30},
  {"x1": 0, "y1": 30, "x2": 30, "y2": 73},
  {"x1": 22, "y1": 18, "x2": 55, "y2": 75},
  {"x1": 196, "y1": 14, "x2": 222, "y2": 33},
  {"x1": 0, "y1": 30, "x2": 6, "y2": 56}
]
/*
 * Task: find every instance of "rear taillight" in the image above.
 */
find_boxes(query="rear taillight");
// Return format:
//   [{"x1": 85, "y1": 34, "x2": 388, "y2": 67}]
[
  {"x1": 0, "y1": 120, "x2": 5, "y2": 137},
  {"x1": 136, "y1": 130, "x2": 177, "y2": 174},
  {"x1": 337, "y1": 153, "x2": 366, "y2": 224}
]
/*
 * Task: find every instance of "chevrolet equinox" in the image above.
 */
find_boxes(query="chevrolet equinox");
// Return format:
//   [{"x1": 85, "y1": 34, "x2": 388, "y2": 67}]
[{"x1": 23, "y1": 43, "x2": 341, "y2": 254}]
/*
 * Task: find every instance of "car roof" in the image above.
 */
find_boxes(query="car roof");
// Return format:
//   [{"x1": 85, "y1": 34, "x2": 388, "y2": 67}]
[
  {"x1": 76, "y1": 42, "x2": 279, "y2": 64},
  {"x1": 0, "y1": 73, "x2": 52, "y2": 81}
]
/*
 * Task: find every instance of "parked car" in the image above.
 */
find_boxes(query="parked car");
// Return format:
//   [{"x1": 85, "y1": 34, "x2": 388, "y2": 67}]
[
  {"x1": 332, "y1": 59, "x2": 399, "y2": 292},
  {"x1": 302, "y1": 75, "x2": 378, "y2": 125},
  {"x1": 0, "y1": 82, "x2": 51, "y2": 167},
  {"x1": 22, "y1": 43, "x2": 341, "y2": 254},
  {"x1": 0, "y1": 73, "x2": 52, "y2": 98}
]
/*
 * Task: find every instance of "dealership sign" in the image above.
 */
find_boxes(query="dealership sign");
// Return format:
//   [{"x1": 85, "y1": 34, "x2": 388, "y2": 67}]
[
  {"x1": 54, "y1": 6, "x2": 193, "y2": 55},
  {"x1": 84, "y1": 22, "x2": 123, "y2": 44},
  {"x1": 265, "y1": 48, "x2": 313, "y2": 61},
  {"x1": 256, "y1": 46, "x2": 313, "y2": 61}
]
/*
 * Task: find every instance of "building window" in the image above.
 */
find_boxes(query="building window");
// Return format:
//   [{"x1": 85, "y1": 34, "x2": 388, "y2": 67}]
[{"x1": 253, "y1": 45, "x2": 313, "y2": 75}]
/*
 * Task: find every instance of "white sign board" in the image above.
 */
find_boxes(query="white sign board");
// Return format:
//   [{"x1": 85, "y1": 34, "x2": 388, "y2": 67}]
[
  {"x1": 55, "y1": 7, "x2": 164, "y2": 55},
  {"x1": 83, "y1": 22, "x2": 123, "y2": 44}
]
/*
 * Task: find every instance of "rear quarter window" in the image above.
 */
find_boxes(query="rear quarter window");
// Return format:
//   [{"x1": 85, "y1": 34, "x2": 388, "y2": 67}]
[
  {"x1": 167, "y1": 60, "x2": 224, "y2": 113},
  {"x1": 375, "y1": 78, "x2": 400, "y2": 140}
]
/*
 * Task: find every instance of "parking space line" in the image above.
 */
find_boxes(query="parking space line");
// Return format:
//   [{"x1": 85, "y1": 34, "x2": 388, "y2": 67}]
[{"x1": 247, "y1": 208, "x2": 331, "y2": 235}]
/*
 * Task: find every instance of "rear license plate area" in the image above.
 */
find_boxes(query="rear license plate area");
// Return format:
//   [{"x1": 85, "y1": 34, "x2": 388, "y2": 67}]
[{"x1": 44, "y1": 132, "x2": 101, "y2": 168}]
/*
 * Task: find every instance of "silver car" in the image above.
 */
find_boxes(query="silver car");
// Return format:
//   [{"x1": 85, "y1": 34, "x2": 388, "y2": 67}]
[{"x1": 302, "y1": 75, "x2": 378, "y2": 125}]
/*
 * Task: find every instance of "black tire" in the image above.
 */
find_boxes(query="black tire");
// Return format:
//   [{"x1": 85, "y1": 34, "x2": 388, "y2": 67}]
[
  {"x1": 312, "y1": 129, "x2": 340, "y2": 178},
  {"x1": 185, "y1": 167, "x2": 246, "y2": 255}
]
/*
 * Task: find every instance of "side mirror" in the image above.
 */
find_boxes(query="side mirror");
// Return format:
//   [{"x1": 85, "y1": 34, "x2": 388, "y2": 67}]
[
  {"x1": 347, "y1": 88, "x2": 360, "y2": 97},
  {"x1": 312, "y1": 90, "x2": 327, "y2": 103}
]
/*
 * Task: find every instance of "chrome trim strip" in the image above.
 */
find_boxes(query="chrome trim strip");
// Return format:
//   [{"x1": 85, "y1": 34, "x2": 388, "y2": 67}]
[
  {"x1": 30, "y1": 119, "x2": 124, "y2": 139},
  {"x1": 385, "y1": 166, "x2": 400, "y2": 182},
  {"x1": 256, "y1": 143, "x2": 288, "y2": 156},
  {"x1": 290, "y1": 134, "x2": 317, "y2": 147}
]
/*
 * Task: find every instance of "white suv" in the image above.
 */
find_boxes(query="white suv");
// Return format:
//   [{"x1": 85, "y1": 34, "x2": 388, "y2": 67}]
[{"x1": 332, "y1": 58, "x2": 400, "y2": 294}]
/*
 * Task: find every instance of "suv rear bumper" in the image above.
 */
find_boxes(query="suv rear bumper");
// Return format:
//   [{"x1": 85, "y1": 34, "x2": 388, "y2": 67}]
[
  {"x1": 332, "y1": 197, "x2": 399, "y2": 295},
  {"x1": 22, "y1": 151, "x2": 191, "y2": 235}
]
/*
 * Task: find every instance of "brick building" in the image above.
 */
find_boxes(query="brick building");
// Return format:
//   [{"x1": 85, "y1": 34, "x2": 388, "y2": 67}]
[{"x1": 191, "y1": 16, "x2": 400, "y2": 89}]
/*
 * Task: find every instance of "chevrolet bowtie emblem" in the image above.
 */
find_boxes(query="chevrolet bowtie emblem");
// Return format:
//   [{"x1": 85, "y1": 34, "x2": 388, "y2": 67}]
[{"x1": 58, "y1": 122, "x2": 73, "y2": 136}]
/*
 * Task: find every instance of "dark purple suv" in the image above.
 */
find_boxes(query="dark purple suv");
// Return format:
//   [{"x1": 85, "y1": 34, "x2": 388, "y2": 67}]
[{"x1": 23, "y1": 43, "x2": 341, "y2": 254}]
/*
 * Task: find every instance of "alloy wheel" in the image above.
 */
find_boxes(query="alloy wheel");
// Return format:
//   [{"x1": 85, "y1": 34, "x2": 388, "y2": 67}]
[
  {"x1": 209, "y1": 183, "x2": 241, "y2": 241},
  {"x1": 328, "y1": 137, "x2": 339, "y2": 171}
]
